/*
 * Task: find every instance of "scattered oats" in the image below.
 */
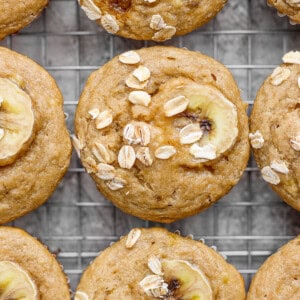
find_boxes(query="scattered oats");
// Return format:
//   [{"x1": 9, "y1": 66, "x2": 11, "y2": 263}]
[
  {"x1": 118, "y1": 145, "x2": 136, "y2": 169},
  {"x1": 0, "y1": 128, "x2": 4, "y2": 141},
  {"x1": 286, "y1": 0, "x2": 300, "y2": 8},
  {"x1": 139, "y1": 275, "x2": 164, "y2": 291},
  {"x1": 290, "y1": 136, "x2": 300, "y2": 151},
  {"x1": 179, "y1": 124, "x2": 203, "y2": 144},
  {"x1": 123, "y1": 124, "x2": 137, "y2": 144},
  {"x1": 79, "y1": 0, "x2": 102, "y2": 20},
  {"x1": 189, "y1": 143, "x2": 217, "y2": 160},
  {"x1": 101, "y1": 14, "x2": 119, "y2": 34},
  {"x1": 150, "y1": 15, "x2": 166, "y2": 30},
  {"x1": 136, "y1": 147, "x2": 153, "y2": 166},
  {"x1": 83, "y1": 156, "x2": 98, "y2": 173},
  {"x1": 128, "y1": 91, "x2": 151, "y2": 107},
  {"x1": 133, "y1": 66, "x2": 151, "y2": 82},
  {"x1": 123, "y1": 123, "x2": 151, "y2": 146},
  {"x1": 96, "y1": 163, "x2": 115, "y2": 180},
  {"x1": 106, "y1": 177, "x2": 126, "y2": 190},
  {"x1": 96, "y1": 110, "x2": 113, "y2": 129},
  {"x1": 261, "y1": 166, "x2": 280, "y2": 185},
  {"x1": 145, "y1": 0, "x2": 156, "y2": 2},
  {"x1": 148, "y1": 256, "x2": 163, "y2": 276},
  {"x1": 164, "y1": 95, "x2": 189, "y2": 117},
  {"x1": 270, "y1": 66, "x2": 291, "y2": 86},
  {"x1": 155, "y1": 146, "x2": 176, "y2": 159},
  {"x1": 152, "y1": 25, "x2": 176, "y2": 42},
  {"x1": 95, "y1": 142, "x2": 113, "y2": 163},
  {"x1": 71, "y1": 135, "x2": 84, "y2": 158},
  {"x1": 298, "y1": 77, "x2": 300, "y2": 89},
  {"x1": 126, "y1": 228, "x2": 141, "y2": 248},
  {"x1": 150, "y1": 283, "x2": 169, "y2": 298},
  {"x1": 173, "y1": 117, "x2": 192, "y2": 128},
  {"x1": 88, "y1": 108, "x2": 100, "y2": 119},
  {"x1": 270, "y1": 160, "x2": 289, "y2": 174},
  {"x1": 211, "y1": 245, "x2": 217, "y2": 251},
  {"x1": 126, "y1": 74, "x2": 149, "y2": 89},
  {"x1": 282, "y1": 51, "x2": 300, "y2": 64},
  {"x1": 119, "y1": 51, "x2": 141, "y2": 65},
  {"x1": 249, "y1": 130, "x2": 264, "y2": 149},
  {"x1": 74, "y1": 291, "x2": 89, "y2": 300},
  {"x1": 138, "y1": 123, "x2": 151, "y2": 146}
]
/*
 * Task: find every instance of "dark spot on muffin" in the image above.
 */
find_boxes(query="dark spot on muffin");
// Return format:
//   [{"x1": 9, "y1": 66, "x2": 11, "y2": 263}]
[{"x1": 109, "y1": 0, "x2": 131, "y2": 12}]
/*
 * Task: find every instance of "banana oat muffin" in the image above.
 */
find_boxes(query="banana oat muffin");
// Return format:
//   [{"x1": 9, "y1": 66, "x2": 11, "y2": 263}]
[
  {"x1": 267, "y1": 0, "x2": 300, "y2": 24},
  {"x1": 0, "y1": 47, "x2": 72, "y2": 224},
  {"x1": 78, "y1": 0, "x2": 227, "y2": 41},
  {"x1": 74, "y1": 46, "x2": 250, "y2": 223},
  {"x1": 250, "y1": 51, "x2": 300, "y2": 211},
  {"x1": 75, "y1": 227, "x2": 245, "y2": 300},
  {"x1": 0, "y1": 226, "x2": 70, "y2": 299},
  {"x1": 247, "y1": 236, "x2": 300, "y2": 299},
  {"x1": 0, "y1": 0, "x2": 48, "y2": 40}
]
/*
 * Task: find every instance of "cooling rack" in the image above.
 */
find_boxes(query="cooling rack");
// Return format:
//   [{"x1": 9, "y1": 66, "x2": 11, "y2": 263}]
[{"x1": 1, "y1": 0, "x2": 300, "y2": 293}]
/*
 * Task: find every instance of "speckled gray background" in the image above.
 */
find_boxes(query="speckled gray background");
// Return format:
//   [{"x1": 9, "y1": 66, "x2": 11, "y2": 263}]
[{"x1": 1, "y1": 0, "x2": 300, "y2": 294}]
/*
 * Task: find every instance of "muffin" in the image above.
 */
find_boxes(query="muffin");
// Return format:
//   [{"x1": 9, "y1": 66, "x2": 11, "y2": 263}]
[
  {"x1": 0, "y1": 0, "x2": 48, "y2": 40},
  {"x1": 75, "y1": 227, "x2": 245, "y2": 300},
  {"x1": 0, "y1": 226, "x2": 71, "y2": 299},
  {"x1": 74, "y1": 46, "x2": 250, "y2": 223},
  {"x1": 247, "y1": 236, "x2": 300, "y2": 299},
  {"x1": 77, "y1": 0, "x2": 227, "y2": 41},
  {"x1": 267, "y1": 0, "x2": 300, "y2": 24},
  {"x1": 250, "y1": 51, "x2": 300, "y2": 210},
  {"x1": 0, "y1": 47, "x2": 72, "y2": 224}
]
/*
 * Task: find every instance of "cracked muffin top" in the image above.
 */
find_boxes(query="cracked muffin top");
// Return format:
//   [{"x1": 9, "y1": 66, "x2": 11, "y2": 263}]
[
  {"x1": 250, "y1": 51, "x2": 300, "y2": 211},
  {"x1": 247, "y1": 235, "x2": 300, "y2": 299},
  {"x1": 0, "y1": 0, "x2": 48, "y2": 40},
  {"x1": 75, "y1": 227, "x2": 245, "y2": 300},
  {"x1": 74, "y1": 46, "x2": 250, "y2": 223},
  {"x1": 0, "y1": 47, "x2": 72, "y2": 224},
  {"x1": 267, "y1": 0, "x2": 300, "y2": 24},
  {"x1": 77, "y1": 0, "x2": 227, "y2": 41}
]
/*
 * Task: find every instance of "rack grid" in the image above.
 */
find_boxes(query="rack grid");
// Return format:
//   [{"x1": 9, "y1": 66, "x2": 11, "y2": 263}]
[{"x1": 1, "y1": 0, "x2": 300, "y2": 293}]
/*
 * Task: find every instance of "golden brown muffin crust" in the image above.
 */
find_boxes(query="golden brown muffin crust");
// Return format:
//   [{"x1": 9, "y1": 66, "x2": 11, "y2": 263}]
[
  {"x1": 0, "y1": 226, "x2": 71, "y2": 299},
  {"x1": 75, "y1": 46, "x2": 250, "y2": 223},
  {"x1": 0, "y1": 0, "x2": 48, "y2": 40},
  {"x1": 267, "y1": 0, "x2": 300, "y2": 23},
  {"x1": 76, "y1": 227, "x2": 246, "y2": 299},
  {"x1": 247, "y1": 236, "x2": 300, "y2": 299},
  {"x1": 0, "y1": 47, "x2": 72, "y2": 224}
]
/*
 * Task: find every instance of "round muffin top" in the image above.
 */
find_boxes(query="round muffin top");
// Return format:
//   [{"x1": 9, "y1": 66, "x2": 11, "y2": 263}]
[
  {"x1": 268, "y1": 0, "x2": 300, "y2": 23},
  {"x1": 0, "y1": 226, "x2": 71, "y2": 299},
  {"x1": 247, "y1": 235, "x2": 300, "y2": 299},
  {"x1": 250, "y1": 51, "x2": 300, "y2": 211},
  {"x1": 75, "y1": 227, "x2": 245, "y2": 300},
  {"x1": 0, "y1": 0, "x2": 48, "y2": 40},
  {"x1": 0, "y1": 47, "x2": 71, "y2": 224},
  {"x1": 78, "y1": 0, "x2": 227, "y2": 41},
  {"x1": 75, "y1": 46, "x2": 250, "y2": 223}
]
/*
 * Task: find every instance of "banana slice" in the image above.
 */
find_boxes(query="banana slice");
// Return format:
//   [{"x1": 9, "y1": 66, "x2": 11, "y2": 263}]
[
  {"x1": 0, "y1": 261, "x2": 38, "y2": 300},
  {"x1": 0, "y1": 78, "x2": 34, "y2": 166},
  {"x1": 161, "y1": 259, "x2": 213, "y2": 300},
  {"x1": 178, "y1": 84, "x2": 238, "y2": 160}
]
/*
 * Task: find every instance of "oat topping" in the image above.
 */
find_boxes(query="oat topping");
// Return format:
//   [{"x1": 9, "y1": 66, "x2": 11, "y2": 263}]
[
  {"x1": 179, "y1": 124, "x2": 203, "y2": 144},
  {"x1": 152, "y1": 26, "x2": 177, "y2": 42},
  {"x1": 298, "y1": 77, "x2": 300, "y2": 89},
  {"x1": 189, "y1": 143, "x2": 217, "y2": 160},
  {"x1": 133, "y1": 66, "x2": 151, "y2": 82},
  {"x1": 270, "y1": 67, "x2": 291, "y2": 86},
  {"x1": 249, "y1": 130, "x2": 264, "y2": 149},
  {"x1": 164, "y1": 96, "x2": 189, "y2": 117},
  {"x1": 83, "y1": 156, "x2": 98, "y2": 173},
  {"x1": 95, "y1": 110, "x2": 113, "y2": 129},
  {"x1": 139, "y1": 275, "x2": 165, "y2": 292},
  {"x1": 119, "y1": 51, "x2": 141, "y2": 65},
  {"x1": 128, "y1": 91, "x2": 151, "y2": 107},
  {"x1": 123, "y1": 123, "x2": 151, "y2": 146},
  {"x1": 145, "y1": 0, "x2": 156, "y2": 2},
  {"x1": 150, "y1": 15, "x2": 167, "y2": 30},
  {"x1": 261, "y1": 166, "x2": 281, "y2": 185},
  {"x1": 126, "y1": 74, "x2": 149, "y2": 89},
  {"x1": 290, "y1": 136, "x2": 300, "y2": 151},
  {"x1": 79, "y1": 0, "x2": 102, "y2": 20},
  {"x1": 155, "y1": 146, "x2": 176, "y2": 159},
  {"x1": 101, "y1": 14, "x2": 119, "y2": 34},
  {"x1": 136, "y1": 147, "x2": 153, "y2": 166},
  {"x1": 88, "y1": 108, "x2": 100, "y2": 119},
  {"x1": 0, "y1": 128, "x2": 4, "y2": 141},
  {"x1": 148, "y1": 256, "x2": 163, "y2": 276},
  {"x1": 106, "y1": 177, "x2": 126, "y2": 190},
  {"x1": 71, "y1": 135, "x2": 84, "y2": 158},
  {"x1": 94, "y1": 142, "x2": 113, "y2": 163},
  {"x1": 286, "y1": 0, "x2": 300, "y2": 7},
  {"x1": 118, "y1": 145, "x2": 136, "y2": 169},
  {"x1": 74, "y1": 291, "x2": 89, "y2": 300},
  {"x1": 282, "y1": 51, "x2": 300, "y2": 64},
  {"x1": 125, "y1": 228, "x2": 141, "y2": 248},
  {"x1": 96, "y1": 163, "x2": 115, "y2": 180},
  {"x1": 270, "y1": 160, "x2": 289, "y2": 174}
]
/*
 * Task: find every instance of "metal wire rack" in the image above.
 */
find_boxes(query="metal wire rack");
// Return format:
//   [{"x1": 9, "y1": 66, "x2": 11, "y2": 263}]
[{"x1": 1, "y1": 0, "x2": 300, "y2": 293}]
